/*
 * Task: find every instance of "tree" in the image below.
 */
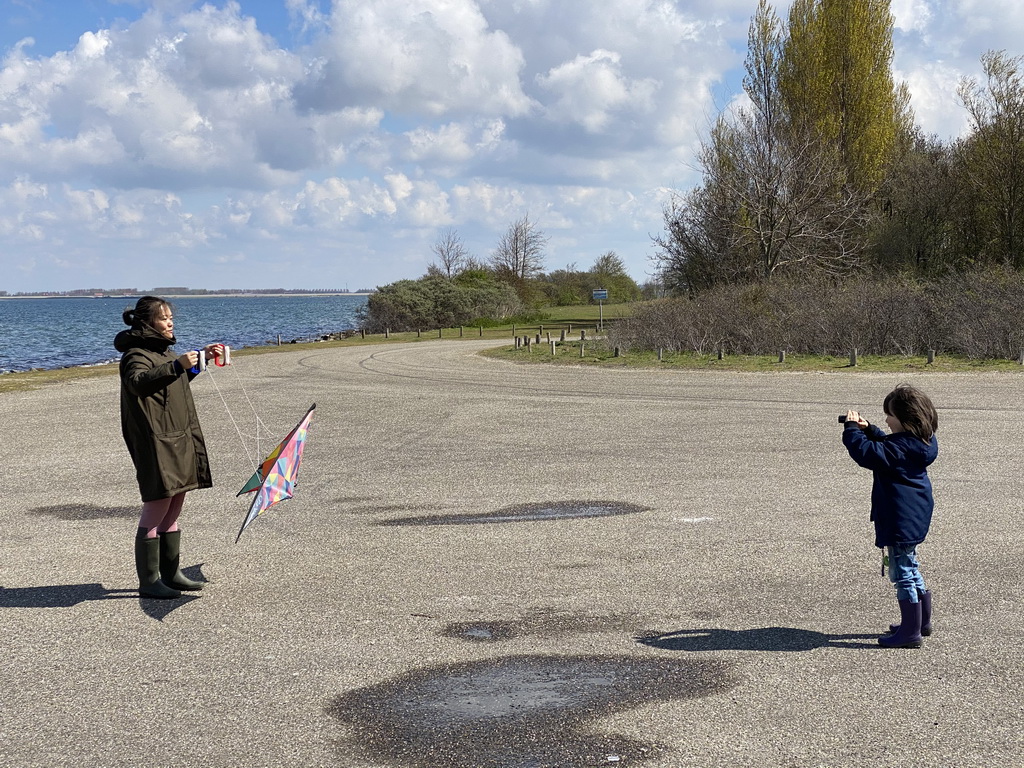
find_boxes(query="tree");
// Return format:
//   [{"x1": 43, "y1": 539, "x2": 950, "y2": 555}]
[
  {"x1": 490, "y1": 214, "x2": 548, "y2": 281},
  {"x1": 870, "y1": 130, "x2": 961, "y2": 274},
  {"x1": 957, "y1": 50, "x2": 1024, "y2": 268},
  {"x1": 430, "y1": 227, "x2": 470, "y2": 279},
  {"x1": 653, "y1": 0, "x2": 870, "y2": 292},
  {"x1": 779, "y1": 0, "x2": 911, "y2": 195},
  {"x1": 589, "y1": 251, "x2": 641, "y2": 302}
]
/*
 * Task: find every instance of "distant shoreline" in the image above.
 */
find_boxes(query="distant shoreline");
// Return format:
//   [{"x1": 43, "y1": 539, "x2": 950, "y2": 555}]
[{"x1": 0, "y1": 293, "x2": 372, "y2": 300}]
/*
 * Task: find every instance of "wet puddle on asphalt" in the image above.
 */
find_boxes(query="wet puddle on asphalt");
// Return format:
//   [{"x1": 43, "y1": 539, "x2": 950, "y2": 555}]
[
  {"x1": 326, "y1": 654, "x2": 737, "y2": 767},
  {"x1": 377, "y1": 500, "x2": 650, "y2": 527}
]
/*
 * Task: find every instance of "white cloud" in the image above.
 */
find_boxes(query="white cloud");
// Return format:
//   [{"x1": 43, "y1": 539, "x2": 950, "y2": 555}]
[
  {"x1": 537, "y1": 49, "x2": 658, "y2": 134},
  {"x1": 294, "y1": 0, "x2": 534, "y2": 118}
]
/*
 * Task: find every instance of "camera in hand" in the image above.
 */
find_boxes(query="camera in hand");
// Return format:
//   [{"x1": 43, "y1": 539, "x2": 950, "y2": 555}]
[{"x1": 838, "y1": 415, "x2": 850, "y2": 423}]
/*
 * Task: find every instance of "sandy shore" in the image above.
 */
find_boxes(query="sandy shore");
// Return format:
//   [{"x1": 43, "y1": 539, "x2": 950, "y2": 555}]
[{"x1": 1, "y1": 341, "x2": 1021, "y2": 767}]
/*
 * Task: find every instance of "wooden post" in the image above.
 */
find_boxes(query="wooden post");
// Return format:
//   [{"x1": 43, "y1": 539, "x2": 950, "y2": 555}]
[
  {"x1": 515, "y1": 337, "x2": 520, "y2": 349},
  {"x1": 360, "y1": 329, "x2": 365, "y2": 339},
  {"x1": 277, "y1": 334, "x2": 282, "y2": 346},
  {"x1": 560, "y1": 329, "x2": 566, "y2": 342},
  {"x1": 417, "y1": 329, "x2": 421, "y2": 338},
  {"x1": 1019, "y1": 350, "x2": 1024, "y2": 365},
  {"x1": 658, "y1": 348, "x2": 663, "y2": 361},
  {"x1": 512, "y1": 324, "x2": 516, "y2": 337},
  {"x1": 546, "y1": 332, "x2": 551, "y2": 343},
  {"x1": 850, "y1": 348, "x2": 858, "y2": 366},
  {"x1": 459, "y1": 326, "x2": 464, "y2": 337},
  {"x1": 550, "y1": 340, "x2": 556, "y2": 356},
  {"x1": 536, "y1": 333, "x2": 541, "y2": 344},
  {"x1": 385, "y1": 329, "x2": 390, "y2": 339},
  {"x1": 927, "y1": 349, "x2": 935, "y2": 364},
  {"x1": 581, "y1": 329, "x2": 586, "y2": 341},
  {"x1": 614, "y1": 346, "x2": 621, "y2": 358},
  {"x1": 778, "y1": 350, "x2": 785, "y2": 363},
  {"x1": 539, "y1": 324, "x2": 543, "y2": 335},
  {"x1": 580, "y1": 342, "x2": 585, "y2": 358},
  {"x1": 438, "y1": 328, "x2": 443, "y2": 338},
  {"x1": 717, "y1": 347, "x2": 724, "y2": 360},
  {"x1": 479, "y1": 326, "x2": 483, "y2": 337},
  {"x1": 568, "y1": 323, "x2": 572, "y2": 333}
]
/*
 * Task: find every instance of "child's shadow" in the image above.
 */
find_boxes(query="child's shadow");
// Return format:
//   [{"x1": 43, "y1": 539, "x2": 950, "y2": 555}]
[{"x1": 637, "y1": 627, "x2": 879, "y2": 652}]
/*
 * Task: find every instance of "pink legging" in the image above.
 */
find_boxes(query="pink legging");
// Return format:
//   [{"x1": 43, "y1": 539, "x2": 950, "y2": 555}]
[{"x1": 138, "y1": 492, "x2": 187, "y2": 538}]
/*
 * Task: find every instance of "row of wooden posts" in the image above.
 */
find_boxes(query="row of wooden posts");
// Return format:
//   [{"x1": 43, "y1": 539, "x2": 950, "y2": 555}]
[{"x1": 274, "y1": 329, "x2": 1024, "y2": 365}]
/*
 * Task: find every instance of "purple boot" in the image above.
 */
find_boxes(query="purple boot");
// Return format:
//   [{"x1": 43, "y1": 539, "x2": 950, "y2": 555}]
[
  {"x1": 889, "y1": 589, "x2": 932, "y2": 636},
  {"x1": 879, "y1": 598, "x2": 923, "y2": 648}
]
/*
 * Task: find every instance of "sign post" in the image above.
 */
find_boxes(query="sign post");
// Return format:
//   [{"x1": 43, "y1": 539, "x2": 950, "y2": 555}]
[{"x1": 592, "y1": 288, "x2": 608, "y2": 331}]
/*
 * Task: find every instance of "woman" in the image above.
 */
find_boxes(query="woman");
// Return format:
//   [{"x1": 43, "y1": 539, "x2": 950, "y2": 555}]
[{"x1": 115, "y1": 295, "x2": 223, "y2": 598}]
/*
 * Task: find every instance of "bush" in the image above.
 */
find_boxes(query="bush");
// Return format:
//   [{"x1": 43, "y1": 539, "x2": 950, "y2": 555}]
[
  {"x1": 608, "y1": 269, "x2": 1024, "y2": 359},
  {"x1": 360, "y1": 275, "x2": 525, "y2": 332}
]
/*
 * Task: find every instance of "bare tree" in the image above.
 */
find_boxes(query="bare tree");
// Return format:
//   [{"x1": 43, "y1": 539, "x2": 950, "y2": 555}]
[
  {"x1": 490, "y1": 214, "x2": 548, "y2": 280},
  {"x1": 430, "y1": 227, "x2": 469, "y2": 279},
  {"x1": 957, "y1": 50, "x2": 1024, "y2": 268}
]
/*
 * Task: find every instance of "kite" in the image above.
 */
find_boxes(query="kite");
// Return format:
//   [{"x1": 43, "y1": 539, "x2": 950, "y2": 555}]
[{"x1": 235, "y1": 403, "x2": 316, "y2": 542}]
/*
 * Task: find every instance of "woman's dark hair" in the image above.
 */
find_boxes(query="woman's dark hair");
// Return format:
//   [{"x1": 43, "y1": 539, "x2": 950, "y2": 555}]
[
  {"x1": 883, "y1": 384, "x2": 938, "y2": 442},
  {"x1": 122, "y1": 295, "x2": 171, "y2": 329}
]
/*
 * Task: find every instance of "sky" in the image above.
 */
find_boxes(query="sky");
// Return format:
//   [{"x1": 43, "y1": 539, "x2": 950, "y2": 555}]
[{"x1": 0, "y1": 0, "x2": 1020, "y2": 293}]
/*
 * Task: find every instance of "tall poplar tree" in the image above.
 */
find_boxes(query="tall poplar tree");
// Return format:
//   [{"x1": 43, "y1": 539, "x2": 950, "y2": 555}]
[{"x1": 779, "y1": 0, "x2": 911, "y2": 194}]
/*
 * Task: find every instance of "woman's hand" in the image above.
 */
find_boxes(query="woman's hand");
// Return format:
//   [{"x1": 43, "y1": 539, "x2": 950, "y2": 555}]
[
  {"x1": 203, "y1": 343, "x2": 225, "y2": 360},
  {"x1": 177, "y1": 351, "x2": 199, "y2": 372},
  {"x1": 845, "y1": 409, "x2": 869, "y2": 428}
]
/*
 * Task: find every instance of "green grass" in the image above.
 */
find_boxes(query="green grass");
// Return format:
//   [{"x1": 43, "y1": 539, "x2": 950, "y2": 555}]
[
  {"x1": 538, "y1": 302, "x2": 635, "y2": 323},
  {"x1": 481, "y1": 341, "x2": 1024, "y2": 373}
]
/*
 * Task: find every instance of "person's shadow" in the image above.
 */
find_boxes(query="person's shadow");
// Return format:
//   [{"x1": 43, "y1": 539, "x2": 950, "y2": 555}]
[
  {"x1": 0, "y1": 564, "x2": 205, "y2": 622},
  {"x1": 636, "y1": 627, "x2": 879, "y2": 652}
]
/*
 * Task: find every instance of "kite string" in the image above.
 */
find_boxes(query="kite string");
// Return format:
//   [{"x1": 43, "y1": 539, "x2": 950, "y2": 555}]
[
  {"x1": 225, "y1": 361, "x2": 276, "y2": 457},
  {"x1": 202, "y1": 364, "x2": 260, "y2": 472}
]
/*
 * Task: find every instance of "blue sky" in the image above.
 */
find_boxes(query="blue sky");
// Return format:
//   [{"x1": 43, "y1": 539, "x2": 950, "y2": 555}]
[{"x1": 0, "y1": 0, "x2": 1017, "y2": 293}]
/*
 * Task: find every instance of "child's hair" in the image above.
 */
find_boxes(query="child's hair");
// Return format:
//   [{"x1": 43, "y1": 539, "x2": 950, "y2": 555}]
[
  {"x1": 883, "y1": 384, "x2": 938, "y2": 442},
  {"x1": 123, "y1": 295, "x2": 171, "y2": 329}
]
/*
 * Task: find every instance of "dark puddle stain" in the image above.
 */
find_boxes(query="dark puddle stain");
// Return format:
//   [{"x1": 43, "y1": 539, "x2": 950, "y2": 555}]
[
  {"x1": 636, "y1": 627, "x2": 879, "y2": 652},
  {"x1": 378, "y1": 500, "x2": 649, "y2": 527},
  {"x1": 444, "y1": 610, "x2": 651, "y2": 644},
  {"x1": 326, "y1": 654, "x2": 737, "y2": 768},
  {"x1": 29, "y1": 503, "x2": 138, "y2": 521}
]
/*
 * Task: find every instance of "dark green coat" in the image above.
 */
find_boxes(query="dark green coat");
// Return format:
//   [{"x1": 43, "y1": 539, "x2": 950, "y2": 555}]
[{"x1": 115, "y1": 327, "x2": 213, "y2": 502}]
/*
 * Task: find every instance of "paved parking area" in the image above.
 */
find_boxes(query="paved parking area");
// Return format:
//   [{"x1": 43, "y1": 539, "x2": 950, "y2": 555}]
[{"x1": 1, "y1": 340, "x2": 1022, "y2": 767}]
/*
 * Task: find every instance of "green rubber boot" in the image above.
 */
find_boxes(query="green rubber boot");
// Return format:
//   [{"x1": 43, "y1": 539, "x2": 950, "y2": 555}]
[
  {"x1": 158, "y1": 530, "x2": 204, "y2": 591},
  {"x1": 135, "y1": 530, "x2": 181, "y2": 599}
]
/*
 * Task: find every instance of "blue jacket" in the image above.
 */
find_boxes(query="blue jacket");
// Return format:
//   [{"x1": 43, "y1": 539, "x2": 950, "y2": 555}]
[{"x1": 842, "y1": 423, "x2": 938, "y2": 548}]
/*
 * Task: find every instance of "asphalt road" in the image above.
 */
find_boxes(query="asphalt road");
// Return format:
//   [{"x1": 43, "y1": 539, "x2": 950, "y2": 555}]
[{"x1": 1, "y1": 340, "x2": 1022, "y2": 768}]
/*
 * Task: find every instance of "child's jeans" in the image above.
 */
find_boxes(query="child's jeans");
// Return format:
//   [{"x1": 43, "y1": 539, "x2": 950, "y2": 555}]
[{"x1": 886, "y1": 544, "x2": 927, "y2": 602}]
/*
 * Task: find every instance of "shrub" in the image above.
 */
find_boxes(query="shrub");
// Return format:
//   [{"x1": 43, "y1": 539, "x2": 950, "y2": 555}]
[
  {"x1": 360, "y1": 275, "x2": 525, "y2": 332},
  {"x1": 609, "y1": 269, "x2": 1024, "y2": 359}
]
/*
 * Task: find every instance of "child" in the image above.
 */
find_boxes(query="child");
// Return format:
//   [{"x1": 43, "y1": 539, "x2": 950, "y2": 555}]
[
  {"x1": 115, "y1": 296, "x2": 224, "y2": 599},
  {"x1": 842, "y1": 384, "x2": 939, "y2": 648}
]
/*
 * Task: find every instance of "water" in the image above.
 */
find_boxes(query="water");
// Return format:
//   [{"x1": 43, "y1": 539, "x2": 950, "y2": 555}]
[{"x1": 0, "y1": 295, "x2": 367, "y2": 373}]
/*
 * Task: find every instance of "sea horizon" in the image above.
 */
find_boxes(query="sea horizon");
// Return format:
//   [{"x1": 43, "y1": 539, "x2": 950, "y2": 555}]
[{"x1": 0, "y1": 294, "x2": 368, "y2": 374}]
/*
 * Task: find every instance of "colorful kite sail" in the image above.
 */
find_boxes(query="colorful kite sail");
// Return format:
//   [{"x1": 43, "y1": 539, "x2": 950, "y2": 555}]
[{"x1": 235, "y1": 403, "x2": 315, "y2": 542}]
